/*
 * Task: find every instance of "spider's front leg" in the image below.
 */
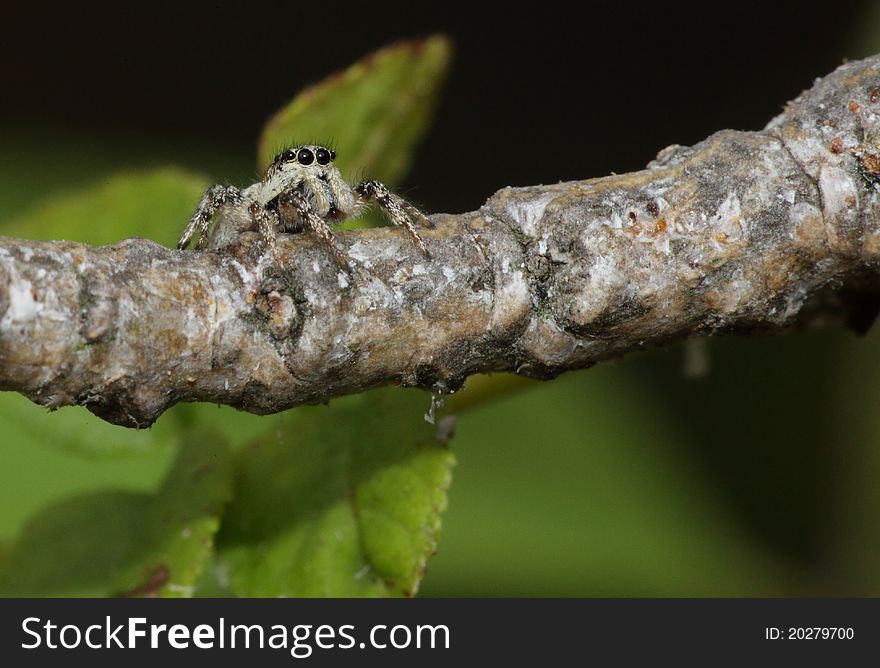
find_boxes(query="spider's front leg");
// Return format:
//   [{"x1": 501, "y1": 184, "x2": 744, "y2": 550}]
[
  {"x1": 177, "y1": 184, "x2": 243, "y2": 250},
  {"x1": 277, "y1": 190, "x2": 351, "y2": 269},
  {"x1": 354, "y1": 179, "x2": 432, "y2": 257},
  {"x1": 247, "y1": 201, "x2": 281, "y2": 262}
]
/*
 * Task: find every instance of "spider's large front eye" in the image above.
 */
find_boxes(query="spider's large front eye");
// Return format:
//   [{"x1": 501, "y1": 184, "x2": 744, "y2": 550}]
[
  {"x1": 281, "y1": 149, "x2": 296, "y2": 162},
  {"x1": 297, "y1": 148, "x2": 314, "y2": 165},
  {"x1": 315, "y1": 147, "x2": 331, "y2": 165}
]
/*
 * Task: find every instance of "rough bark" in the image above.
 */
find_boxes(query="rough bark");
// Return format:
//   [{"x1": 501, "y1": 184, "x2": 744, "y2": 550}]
[{"x1": 3, "y1": 55, "x2": 880, "y2": 428}]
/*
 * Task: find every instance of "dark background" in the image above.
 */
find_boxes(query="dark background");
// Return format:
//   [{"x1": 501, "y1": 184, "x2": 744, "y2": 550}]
[
  {"x1": 1, "y1": 1, "x2": 879, "y2": 595},
  {"x1": 2, "y1": 1, "x2": 870, "y2": 213}
]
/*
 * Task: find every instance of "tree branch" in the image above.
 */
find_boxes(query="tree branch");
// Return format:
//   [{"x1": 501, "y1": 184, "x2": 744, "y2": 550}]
[{"x1": 4, "y1": 55, "x2": 880, "y2": 428}]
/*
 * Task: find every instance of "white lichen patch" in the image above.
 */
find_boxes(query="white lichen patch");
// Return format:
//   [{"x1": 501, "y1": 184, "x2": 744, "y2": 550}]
[
  {"x1": 709, "y1": 192, "x2": 746, "y2": 243},
  {"x1": 567, "y1": 254, "x2": 628, "y2": 326},
  {"x1": 390, "y1": 267, "x2": 409, "y2": 284},
  {"x1": 516, "y1": 315, "x2": 582, "y2": 367},
  {"x1": 788, "y1": 202, "x2": 826, "y2": 251},
  {"x1": 819, "y1": 166, "x2": 858, "y2": 216},
  {"x1": 293, "y1": 317, "x2": 330, "y2": 360},
  {"x1": 778, "y1": 189, "x2": 797, "y2": 205},
  {"x1": 2, "y1": 278, "x2": 42, "y2": 324},
  {"x1": 180, "y1": 303, "x2": 208, "y2": 347},
  {"x1": 780, "y1": 286, "x2": 811, "y2": 322},
  {"x1": 352, "y1": 276, "x2": 399, "y2": 314},
  {"x1": 303, "y1": 287, "x2": 322, "y2": 307},
  {"x1": 346, "y1": 240, "x2": 373, "y2": 268},
  {"x1": 721, "y1": 278, "x2": 756, "y2": 313},
  {"x1": 505, "y1": 191, "x2": 558, "y2": 236},
  {"x1": 818, "y1": 165, "x2": 859, "y2": 251},
  {"x1": 489, "y1": 269, "x2": 529, "y2": 331},
  {"x1": 639, "y1": 233, "x2": 672, "y2": 256},
  {"x1": 225, "y1": 257, "x2": 257, "y2": 289}
]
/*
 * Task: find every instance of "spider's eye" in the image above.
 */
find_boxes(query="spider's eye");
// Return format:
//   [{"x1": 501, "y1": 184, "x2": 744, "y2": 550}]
[
  {"x1": 297, "y1": 148, "x2": 314, "y2": 165},
  {"x1": 315, "y1": 147, "x2": 331, "y2": 165},
  {"x1": 329, "y1": 150, "x2": 337, "y2": 161},
  {"x1": 281, "y1": 149, "x2": 296, "y2": 162}
]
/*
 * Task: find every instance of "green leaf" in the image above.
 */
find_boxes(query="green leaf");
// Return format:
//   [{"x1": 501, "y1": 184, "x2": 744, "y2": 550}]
[
  {"x1": 174, "y1": 403, "x2": 286, "y2": 452},
  {"x1": 217, "y1": 389, "x2": 455, "y2": 597},
  {"x1": 258, "y1": 36, "x2": 451, "y2": 189},
  {"x1": 0, "y1": 393, "x2": 183, "y2": 459},
  {"x1": 0, "y1": 167, "x2": 208, "y2": 248},
  {"x1": 0, "y1": 431, "x2": 232, "y2": 597}
]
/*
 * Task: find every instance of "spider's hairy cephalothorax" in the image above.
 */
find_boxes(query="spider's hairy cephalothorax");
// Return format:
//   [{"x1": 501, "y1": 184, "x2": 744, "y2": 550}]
[{"x1": 177, "y1": 145, "x2": 432, "y2": 267}]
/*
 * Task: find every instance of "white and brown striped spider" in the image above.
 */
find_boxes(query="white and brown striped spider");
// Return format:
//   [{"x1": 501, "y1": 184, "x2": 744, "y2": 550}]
[{"x1": 177, "y1": 145, "x2": 431, "y2": 267}]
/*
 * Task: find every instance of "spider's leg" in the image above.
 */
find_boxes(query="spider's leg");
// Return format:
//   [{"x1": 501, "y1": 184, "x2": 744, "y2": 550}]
[
  {"x1": 278, "y1": 189, "x2": 350, "y2": 269},
  {"x1": 178, "y1": 185, "x2": 243, "y2": 250},
  {"x1": 248, "y1": 201, "x2": 281, "y2": 262},
  {"x1": 354, "y1": 179, "x2": 430, "y2": 257},
  {"x1": 300, "y1": 171, "x2": 331, "y2": 217}
]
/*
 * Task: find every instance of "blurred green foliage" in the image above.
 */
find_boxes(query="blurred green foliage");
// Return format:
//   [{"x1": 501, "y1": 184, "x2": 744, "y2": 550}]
[
  {"x1": 0, "y1": 431, "x2": 231, "y2": 597},
  {"x1": 0, "y1": 35, "x2": 877, "y2": 597},
  {"x1": 0, "y1": 168, "x2": 209, "y2": 248},
  {"x1": 259, "y1": 37, "x2": 450, "y2": 187},
  {"x1": 219, "y1": 390, "x2": 453, "y2": 597}
]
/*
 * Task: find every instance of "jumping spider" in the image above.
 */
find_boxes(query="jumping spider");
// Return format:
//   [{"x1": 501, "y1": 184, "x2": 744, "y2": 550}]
[{"x1": 177, "y1": 145, "x2": 432, "y2": 267}]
